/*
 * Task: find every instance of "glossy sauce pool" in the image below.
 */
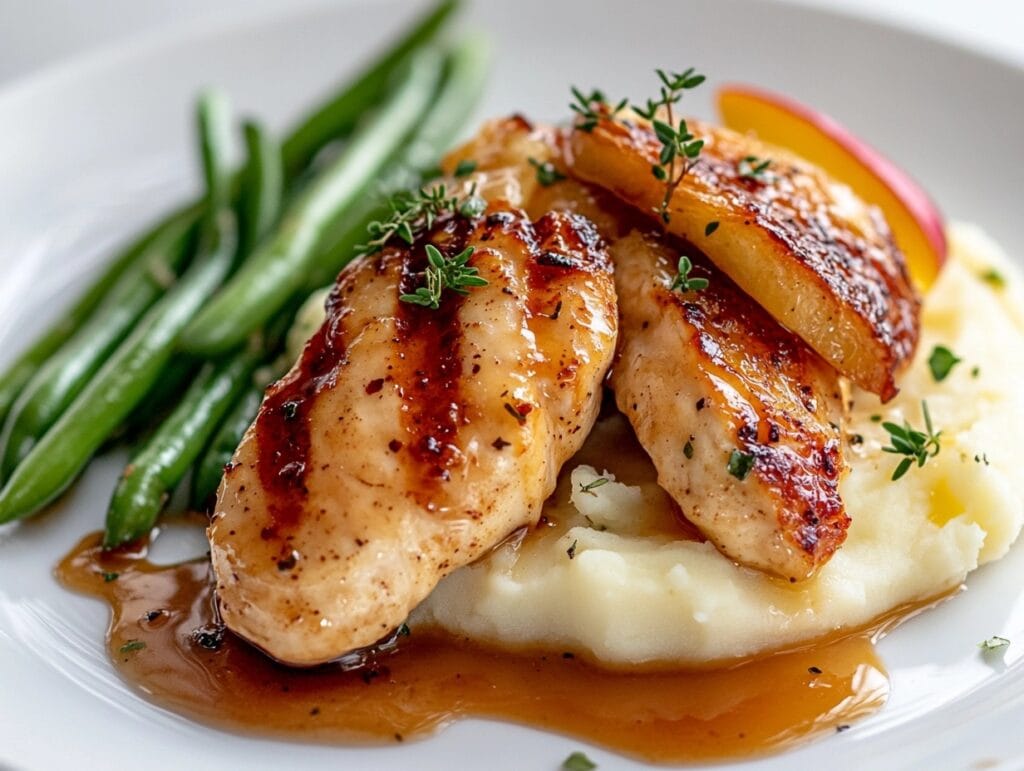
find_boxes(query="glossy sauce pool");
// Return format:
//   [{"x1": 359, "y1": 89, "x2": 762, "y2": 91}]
[{"x1": 56, "y1": 526, "x2": 926, "y2": 764}]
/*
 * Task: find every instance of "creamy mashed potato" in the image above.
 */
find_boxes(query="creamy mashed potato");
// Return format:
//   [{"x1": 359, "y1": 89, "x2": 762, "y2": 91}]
[
  {"x1": 288, "y1": 225, "x2": 1024, "y2": 665},
  {"x1": 412, "y1": 224, "x2": 1024, "y2": 665}
]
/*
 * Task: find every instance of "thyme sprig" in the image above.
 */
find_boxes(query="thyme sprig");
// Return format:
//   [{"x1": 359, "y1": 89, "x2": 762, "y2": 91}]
[
  {"x1": 569, "y1": 69, "x2": 707, "y2": 223},
  {"x1": 881, "y1": 400, "x2": 942, "y2": 481},
  {"x1": 399, "y1": 244, "x2": 486, "y2": 310},
  {"x1": 569, "y1": 87, "x2": 627, "y2": 133},
  {"x1": 632, "y1": 69, "x2": 706, "y2": 223},
  {"x1": 357, "y1": 183, "x2": 485, "y2": 255}
]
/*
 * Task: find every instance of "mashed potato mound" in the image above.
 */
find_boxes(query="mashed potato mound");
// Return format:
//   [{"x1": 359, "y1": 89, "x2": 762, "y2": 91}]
[{"x1": 412, "y1": 224, "x2": 1024, "y2": 665}]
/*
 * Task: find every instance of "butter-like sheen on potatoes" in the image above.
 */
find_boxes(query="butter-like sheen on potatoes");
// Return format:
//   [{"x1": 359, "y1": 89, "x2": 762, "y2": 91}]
[{"x1": 411, "y1": 224, "x2": 1024, "y2": 665}]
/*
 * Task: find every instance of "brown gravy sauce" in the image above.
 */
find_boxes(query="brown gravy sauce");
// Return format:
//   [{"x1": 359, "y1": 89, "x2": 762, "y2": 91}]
[{"x1": 55, "y1": 528, "x2": 948, "y2": 764}]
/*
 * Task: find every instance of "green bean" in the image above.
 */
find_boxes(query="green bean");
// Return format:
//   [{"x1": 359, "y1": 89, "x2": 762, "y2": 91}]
[
  {"x1": 0, "y1": 88, "x2": 237, "y2": 525},
  {"x1": 305, "y1": 36, "x2": 491, "y2": 290},
  {"x1": 190, "y1": 383, "x2": 263, "y2": 510},
  {"x1": 182, "y1": 49, "x2": 444, "y2": 355},
  {"x1": 197, "y1": 89, "x2": 234, "y2": 224},
  {"x1": 0, "y1": 216, "x2": 236, "y2": 525},
  {"x1": 115, "y1": 355, "x2": 199, "y2": 445},
  {"x1": 104, "y1": 349, "x2": 261, "y2": 547},
  {"x1": 279, "y1": 0, "x2": 458, "y2": 178},
  {"x1": 0, "y1": 215, "x2": 196, "y2": 479},
  {"x1": 239, "y1": 121, "x2": 284, "y2": 258},
  {"x1": 0, "y1": 207, "x2": 196, "y2": 429}
]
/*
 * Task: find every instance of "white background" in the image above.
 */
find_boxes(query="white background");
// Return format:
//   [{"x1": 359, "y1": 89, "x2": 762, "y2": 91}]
[{"x1": 0, "y1": 0, "x2": 1022, "y2": 88}]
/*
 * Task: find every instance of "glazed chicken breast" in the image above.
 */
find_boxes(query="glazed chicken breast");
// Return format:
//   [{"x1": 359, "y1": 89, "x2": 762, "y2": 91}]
[
  {"x1": 611, "y1": 231, "x2": 848, "y2": 581},
  {"x1": 210, "y1": 205, "x2": 618, "y2": 666},
  {"x1": 568, "y1": 111, "x2": 921, "y2": 401},
  {"x1": 449, "y1": 116, "x2": 849, "y2": 579}
]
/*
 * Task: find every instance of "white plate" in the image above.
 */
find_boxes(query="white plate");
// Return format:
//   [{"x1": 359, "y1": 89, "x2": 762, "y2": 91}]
[{"x1": 1, "y1": 1, "x2": 1023, "y2": 769}]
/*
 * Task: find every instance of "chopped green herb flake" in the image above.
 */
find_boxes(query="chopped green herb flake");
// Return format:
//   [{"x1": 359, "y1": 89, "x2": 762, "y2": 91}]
[
  {"x1": 453, "y1": 159, "x2": 477, "y2": 177},
  {"x1": 101, "y1": 571, "x2": 120, "y2": 583},
  {"x1": 562, "y1": 750, "x2": 598, "y2": 771},
  {"x1": 870, "y1": 414, "x2": 883, "y2": 423},
  {"x1": 979, "y1": 636, "x2": 1010, "y2": 652},
  {"x1": 881, "y1": 400, "x2": 942, "y2": 481},
  {"x1": 971, "y1": 366, "x2": 981, "y2": 378},
  {"x1": 528, "y1": 157, "x2": 566, "y2": 187},
  {"x1": 704, "y1": 221, "x2": 719, "y2": 237},
  {"x1": 683, "y1": 440, "x2": 694, "y2": 459},
  {"x1": 979, "y1": 268, "x2": 1006, "y2": 288},
  {"x1": 927, "y1": 345, "x2": 961, "y2": 382},
  {"x1": 727, "y1": 450, "x2": 755, "y2": 481},
  {"x1": 119, "y1": 640, "x2": 146, "y2": 654},
  {"x1": 738, "y1": 155, "x2": 772, "y2": 180},
  {"x1": 670, "y1": 255, "x2": 709, "y2": 293},
  {"x1": 579, "y1": 477, "x2": 610, "y2": 496},
  {"x1": 397, "y1": 623, "x2": 411, "y2": 637}
]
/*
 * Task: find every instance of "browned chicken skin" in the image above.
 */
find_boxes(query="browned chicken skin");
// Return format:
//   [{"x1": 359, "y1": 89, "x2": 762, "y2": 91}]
[
  {"x1": 210, "y1": 205, "x2": 618, "y2": 666},
  {"x1": 568, "y1": 112, "x2": 921, "y2": 401}
]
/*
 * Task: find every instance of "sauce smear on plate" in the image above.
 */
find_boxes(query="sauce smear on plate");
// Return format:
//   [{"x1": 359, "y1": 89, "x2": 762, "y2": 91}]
[{"x1": 58, "y1": 532, "x2": 894, "y2": 763}]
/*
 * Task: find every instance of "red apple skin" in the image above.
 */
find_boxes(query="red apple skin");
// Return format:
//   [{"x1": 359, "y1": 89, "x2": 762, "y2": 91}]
[{"x1": 718, "y1": 84, "x2": 946, "y2": 285}]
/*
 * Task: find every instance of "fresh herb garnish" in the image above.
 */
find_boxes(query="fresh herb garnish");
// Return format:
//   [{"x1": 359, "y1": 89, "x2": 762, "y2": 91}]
[
  {"x1": 579, "y1": 477, "x2": 610, "y2": 496},
  {"x1": 979, "y1": 268, "x2": 1006, "y2": 288},
  {"x1": 119, "y1": 640, "x2": 146, "y2": 654},
  {"x1": 632, "y1": 69, "x2": 706, "y2": 222},
  {"x1": 870, "y1": 414, "x2": 883, "y2": 423},
  {"x1": 397, "y1": 623, "x2": 411, "y2": 637},
  {"x1": 727, "y1": 450, "x2": 755, "y2": 481},
  {"x1": 979, "y1": 636, "x2": 1010, "y2": 652},
  {"x1": 101, "y1": 571, "x2": 120, "y2": 582},
  {"x1": 704, "y1": 221, "x2": 719, "y2": 237},
  {"x1": 738, "y1": 155, "x2": 772, "y2": 181},
  {"x1": 453, "y1": 159, "x2": 477, "y2": 177},
  {"x1": 927, "y1": 345, "x2": 961, "y2": 382},
  {"x1": 881, "y1": 400, "x2": 942, "y2": 481},
  {"x1": 683, "y1": 440, "x2": 694, "y2": 459},
  {"x1": 566, "y1": 540, "x2": 579, "y2": 560},
  {"x1": 570, "y1": 69, "x2": 706, "y2": 222},
  {"x1": 529, "y1": 157, "x2": 566, "y2": 187},
  {"x1": 399, "y1": 244, "x2": 487, "y2": 310},
  {"x1": 669, "y1": 255, "x2": 709, "y2": 293},
  {"x1": 569, "y1": 87, "x2": 627, "y2": 133},
  {"x1": 562, "y1": 751, "x2": 598, "y2": 771},
  {"x1": 358, "y1": 184, "x2": 485, "y2": 254},
  {"x1": 971, "y1": 366, "x2": 981, "y2": 378}
]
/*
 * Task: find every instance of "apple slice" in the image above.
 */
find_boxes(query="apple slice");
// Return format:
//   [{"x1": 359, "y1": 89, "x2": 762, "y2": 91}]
[{"x1": 717, "y1": 84, "x2": 946, "y2": 290}]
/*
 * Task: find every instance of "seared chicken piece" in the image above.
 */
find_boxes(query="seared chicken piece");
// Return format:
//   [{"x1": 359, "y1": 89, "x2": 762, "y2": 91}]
[
  {"x1": 569, "y1": 112, "x2": 921, "y2": 401},
  {"x1": 612, "y1": 231, "x2": 848, "y2": 581},
  {"x1": 210, "y1": 206, "x2": 618, "y2": 665},
  {"x1": 450, "y1": 116, "x2": 850, "y2": 579}
]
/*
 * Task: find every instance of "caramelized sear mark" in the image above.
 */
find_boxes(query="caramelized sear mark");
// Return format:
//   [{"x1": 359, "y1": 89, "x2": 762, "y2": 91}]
[
  {"x1": 210, "y1": 204, "x2": 617, "y2": 666},
  {"x1": 569, "y1": 112, "x2": 921, "y2": 400}
]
